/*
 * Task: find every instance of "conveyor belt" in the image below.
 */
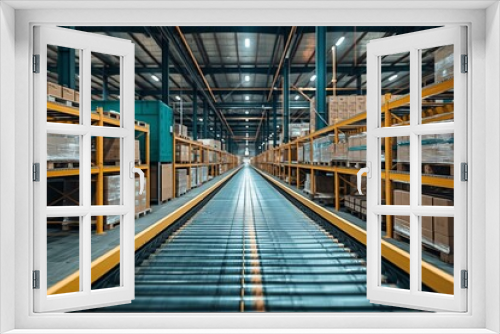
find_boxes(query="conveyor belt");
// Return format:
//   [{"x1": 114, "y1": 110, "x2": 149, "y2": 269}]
[{"x1": 90, "y1": 166, "x2": 398, "y2": 312}]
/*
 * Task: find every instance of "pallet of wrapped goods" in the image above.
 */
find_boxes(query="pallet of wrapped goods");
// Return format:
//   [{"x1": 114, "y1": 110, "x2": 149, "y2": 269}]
[
  {"x1": 174, "y1": 124, "x2": 188, "y2": 138},
  {"x1": 190, "y1": 167, "x2": 198, "y2": 188},
  {"x1": 434, "y1": 45, "x2": 454, "y2": 83},
  {"x1": 47, "y1": 134, "x2": 80, "y2": 168},
  {"x1": 397, "y1": 133, "x2": 453, "y2": 173},
  {"x1": 328, "y1": 96, "x2": 338, "y2": 125},
  {"x1": 297, "y1": 146, "x2": 304, "y2": 163},
  {"x1": 332, "y1": 142, "x2": 348, "y2": 161},
  {"x1": 134, "y1": 176, "x2": 149, "y2": 218},
  {"x1": 103, "y1": 175, "x2": 121, "y2": 226},
  {"x1": 347, "y1": 96, "x2": 357, "y2": 119},
  {"x1": 347, "y1": 133, "x2": 367, "y2": 163},
  {"x1": 175, "y1": 169, "x2": 188, "y2": 196},
  {"x1": 356, "y1": 96, "x2": 366, "y2": 114},
  {"x1": 338, "y1": 96, "x2": 348, "y2": 121},
  {"x1": 303, "y1": 142, "x2": 311, "y2": 163}
]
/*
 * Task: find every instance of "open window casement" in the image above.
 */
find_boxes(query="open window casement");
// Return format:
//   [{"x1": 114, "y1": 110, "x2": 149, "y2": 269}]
[
  {"x1": 365, "y1": 26, "x2": 467, "y2": 312},
  {"x1": 33, "y1": 26, "x2": 138, "y2": 312}
]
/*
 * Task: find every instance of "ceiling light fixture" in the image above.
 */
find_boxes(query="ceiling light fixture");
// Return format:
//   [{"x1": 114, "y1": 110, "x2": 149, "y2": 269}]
[
  {"x1": 310, "y1": 74, "x2": 317, "y2": 82},
  {"x1": 245, "y1": 125, "x2": 249, "y2": 128},
  {"x1": 388, "y1": 74, "x2": 398, "y2": 81},
  {"x1": 244, "y1": 75, "x2": 250, "y2": 82},
  {"x1": 151, "y1": 75, "x2": 160, "y2": 82},
  {"x1": 175, "y1": 95, "x2": 181, "y2": 101},
  {"x1": 336, "y1": 36, "x2": 345, "y2": 46},
  {"x1": 245, "y1": 96, "x2": 250, "y2": 101},
  {"x1": 245, "y1": 119, "x2": 249, "y2": 122},
  {"x1": 245, "y1": 38, "x2": 250, "y2": 48},
  {"x1": 245, "y1": 111, "x2": 249, "y2": 114},
  {"x1": 294, "y1": 95, "x2": 300, "y2": 100},
  {"x1": 198, "y1": 118, "x2": 203, "y2": 122}
]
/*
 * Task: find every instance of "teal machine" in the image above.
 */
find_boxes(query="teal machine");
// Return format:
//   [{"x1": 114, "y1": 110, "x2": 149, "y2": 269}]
[{"x1": 91, "y1": 100, "x2": 174, "y2": 203}]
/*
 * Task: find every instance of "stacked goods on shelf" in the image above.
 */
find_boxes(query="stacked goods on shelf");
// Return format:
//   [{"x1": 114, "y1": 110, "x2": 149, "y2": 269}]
[
  {"x1": 47, "y1": 134, "x2": 79, "y2": 163},
  {"x1": 303, "y1": 173, "x2": 335, "y2": 195},
  {"x1": 175, "y1": 169, "x2": 188, "y2": 196},
  {"x1": 280, "y1": 147, "x2": 298, "y2": 163},
  {"x1": 393, "y1": 190, "x2": 454, "y2": 262},
  {"x1": 47, "y1": 82, "x2": 80, "y2": 103},
  {"x1": 397, "y1": 133, "x2": 454, "y2": 164},
  {"x1": 289, "y1": 123, "x2": 310, "y2": 140},
  {"x1": 332, "y1": 142, "x2": 348, "y2": 160},
  {"x1": 209, "y1": 151, "x2": 217, "y2": 163},
  {"x1": 190, "y1": 167, "x2": 198, "y2": 188},
  {"x1": 434, "y1": 45, "x2": 454, "y2": 83},
  {"x1": 344, "y1": 195, "x2": 367, "y2": 215},
  {"x1": 297, "y1": 145, "x2": 304, "y2": 163},
  {"x1": 303, "y1": 142, "x2": 311, "y2": 163},
  {"x1": 328, "y1": 95, "x2": 367, "y2": 125},
  {"x1": 348, "y1": 133, "x2": 367, "y2": 162},
  {"x1": 150, "y1": 163, "x2": 173, "y2": 203},
  {"x1": 175, "y1": 144, "x2": 190, "y2": 163},
  {"x1": 135, "y1": 140, "x2": 140, "y2": 163},
  {"x1": 174, "y1": 124, "x2": 188, "y2": 137},
  {"x1": 197, "y1": 138, "x2": 222, "y2": 150},
  {"x1": 199, "y1": 166, "x2": 209, "y2": 183},
  {"x1": 285, "y1": 169, "x2": 297, "y2": 185},
  {"x1": 103, "y1": 175, "x2": 120, "y2": 225}
]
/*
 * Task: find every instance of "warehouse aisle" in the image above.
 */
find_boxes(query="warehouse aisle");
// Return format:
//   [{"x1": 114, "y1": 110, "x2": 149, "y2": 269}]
[{"x1": 91, "y1": 165, "x2": 396, "y2": 312}]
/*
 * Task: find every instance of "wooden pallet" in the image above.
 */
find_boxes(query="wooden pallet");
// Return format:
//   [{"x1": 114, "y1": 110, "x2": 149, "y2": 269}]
[
  {"x1": 47, "y1": 95, "x2": 79, "y2": 107},
  {"x1": 135, "y1": 120, "x2": 147, "y2": 127},
  {"x1": 396, "y1": 162, "x2": 453, "y2": 176},
  {"x1": 103, "y1": 111, "x2": 120, "y2": 120},
  {"x1": 47, "y1": 161, "x2": 79, "y2": 170},
  {"x1": 135, "y1": 208, "x2": 152, "y2": 219},
  {"x1": 346, "y1": 161, "x2": 367, "y2": 169}
]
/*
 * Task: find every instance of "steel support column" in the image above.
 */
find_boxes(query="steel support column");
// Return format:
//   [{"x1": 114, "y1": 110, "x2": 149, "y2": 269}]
[
  {"x1": 162, "y1": 37, "x2": 170, "y2": 105},
  {"x1": 57, "y1": 47, "x2": 76, "y2": 89},
  {"x1": 283, "y1": 58, "x2": 290, "y2": 143},
  {"x1": 192, "y1": 89, "x2": 198, "y2": 140},
  {"x1": 272, "y1": 92, "x2": 278, "y2": 147},
  {"x1": 203, "y1": 100, "x2": 208, "y2": 138},
  {"x1": 356, "y1": 75, "x2": 363, "y2": 95},
  {"x1": 266, "y1": 110, "x2": 270, "y2": 150},
  {"x1": 102, "y1": 68, "x2": 109, "y2": 100},
  {"x1": 315, "y1": 26, "x2": 327, "y2": 130}
]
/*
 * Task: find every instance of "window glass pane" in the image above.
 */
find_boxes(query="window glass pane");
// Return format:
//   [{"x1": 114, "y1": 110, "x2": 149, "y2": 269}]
[
  {"x1": 47, "y1": 45, "x2": 81, "y2": 124},
  {"x1": 47, "y1": 134, "x2": 80, "y2": 206},
  {"x1": 92, "y1": 136, "x2": 122, "y2": 207},
  {"x1": 420, "y1": 133, "x2": 454, "y2": 203},
  {"x1": 380, "y1": 51, "x2": 410, "y2": 127},
  {"x1": 421, "y1": 45, "x2": 454, "y2": 124},
  {"x1": 381, "y1": 215, "x2": 410, "y2": 290},
  {"x1": 420, "y1": 215, "x2": 454, "y2": 295},
  {"x1": 91, "y1": 216, "x2": 121, "y2": 290},
  {"x1": 47, "y1": 217, "x2": 81, "y2": 295},
  {"x1": 91, "y1": 51, "x2": 121, "y2": 127}
]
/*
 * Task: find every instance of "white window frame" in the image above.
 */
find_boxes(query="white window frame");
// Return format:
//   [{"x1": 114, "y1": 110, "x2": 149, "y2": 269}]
[
  {"x1": 0, "y1": 2, "x2": 497, "y2": 333},
  {"x1": 33, "y1": 26, "x2": 136, "y2": 313},
  {"x1": 366, "y1": 26, "x2": 467, "y2": 312}
]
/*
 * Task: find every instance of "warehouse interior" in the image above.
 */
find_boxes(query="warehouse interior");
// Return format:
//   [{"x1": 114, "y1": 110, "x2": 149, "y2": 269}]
[{"x1": 43, "y1": 25, "x2": 457, "y2": 312}]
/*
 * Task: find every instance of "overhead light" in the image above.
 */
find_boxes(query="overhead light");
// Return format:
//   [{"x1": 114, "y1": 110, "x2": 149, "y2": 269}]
[
  {"x1": 245, "y1": 111, "x2": 249, "y2": 114},
  {"x1": 246, "y1": 133, "x2": 249, "y2": 137},
  {"x1": 277, "y1": 125, "x2": 280, "y2": 128},
  {"x1": 245, "y1": 125, "x2": 249, "y2": 128},
  {"x1": 388, "y1": 74, "x2": 398, "y2": 81},
  {"x1": 245, "y1": 118, "x2": 249, "y2": 122},
  {"x1": 198, "y1": 118, "x2": 203, "y2": 122},
  {"x1": 244, "y1": 75, "x2": 250, "y2": 82},
  {"x1": 210, "y1": 127, "x2": 213, "y2": 130},
  {"x1": 294, "y1": 95, "x2": 300, "y2": 100},
  {"x1": 335, "y1": 36, "x2": 345, "y2": 46},
  {"x1": 310, "y1": 74, "x2": 317, "y2": 82},
  {"x1": 151, "y1": 75, "x2": 160, "y2": 82},
  {"x1": 245, "y1": 38, "x2": 250, "y2": 48},
  {"x1": 175, "y1": 95, "x2": 181, "y2": 101},
  {"x1": 245, "y1": 96, "x2": 250, "y2": 101},
  {"x1": 258, "y1": 146, "x2": 261, "y2": 149}
]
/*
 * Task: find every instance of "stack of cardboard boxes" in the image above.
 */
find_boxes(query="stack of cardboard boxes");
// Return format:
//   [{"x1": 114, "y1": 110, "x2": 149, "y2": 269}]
[
  {"x1": 47, "y1": 82, "x2": 80, "y2": 103},
  {"x1": 150, "y1": 163, "x2": 173, "y2": 203},
  {"x1": 47, "y1": 134, "x2": 80, "y2": 163},
  {"x1": 434, "y1": 45, "x2": 454, "y2": 83},
  {"x1": 393, "y1": 189, "x2": 454, "y2": 260},
  {"x1": 174, "y1": 124, "x2": 188, "y2": 138},
  {"x1": 347, "y1": 133, "x2": 367, "y2": 162},
  {"x1": 175, "y1": 169, "x2": 188, "y2": 196},
  {"x1": 328, "y1": 95, "x2": 367, "y2": 125},
  {"x1": 397, "y1": 133, "x2": 454, "y2": 164},
  {"x1": 175, "y1": 144, "x2": 190, "y2": 163},
  {"x1": 304, "y1": 173, "x2": 335, "y2": 195}
]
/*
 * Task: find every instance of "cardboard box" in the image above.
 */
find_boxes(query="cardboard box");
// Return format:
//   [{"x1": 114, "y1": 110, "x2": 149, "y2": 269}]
[
  {"x1": 421, "y1": 194, "x2": 433, "y2": 232},
  {"x1": 393, "y1": 190, "x2": 410, "y2": 223},
  {"x1": 103, "y1": 138, "x2": 120, "y2": 163},
  {"x1": 47, "y1": 82, "x2": 62, "y2": 98},
  {"x1": 347, "y1": 95, "x2": 357, "y2": 118},
  {"x1": 74, "y1": 91, "x2": 80, "y2": 103},
  {"x1": 434, "y1": 232, "x2": 454, "y2": 254},
  {"x1": 433, "y1": 197, "x2": 453, "y2": 236},
  {"x1": 356, "y1": 96, "x2": 366, "y2": 114},
  {"x1": 62, "y1": 87, "x2": 75, "y2": 101}
]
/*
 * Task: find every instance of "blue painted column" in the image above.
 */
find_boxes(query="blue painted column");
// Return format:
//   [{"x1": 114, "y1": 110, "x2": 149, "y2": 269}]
[
  {"x1": 162, "y1": 37, "x2": 170, "y2": 105},
  {"x1": 192, "y1": 89, "x2": 198, "y2": 140},
  {"x1": 315, "y1": 26, "x2": 327, "y2": 130},
  {"x1": 202, "y1": 100, "x2": 208, "y2": 138},
  {"x1": 57, "y1": 47, "x2": 76, "y2": 89},
  {"x1": 102, "y1": 67, "x2": 109, "y2": 100},
  {"x1": 283, "y1": 58, "x2": 290, "y2": 143},
  {"x1": 272, "y1": 92, "x2": 278, "y2": 147}
]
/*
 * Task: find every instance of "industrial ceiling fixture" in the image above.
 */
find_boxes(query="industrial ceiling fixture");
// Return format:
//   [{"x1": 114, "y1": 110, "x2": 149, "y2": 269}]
[
  {"x1": 388, "y1": 74, "x2": 398, "y2": 81},
  {"x1": 245, "y1": 125, "x2": 249, "y2": 128},
  {"x1": 336, "y1": 36, "x2": 345, "y2": 46},
  {"x1": 151, "y1": 74, "x2": 160, "y2": 82},
  {"x1": 244, "y1": 75, "x2": 250, "y2": 82},
  {"x1": 245, "y1": 95, "x2": 250, "y2": 101},
  {"x1": 245, "y1": 111, "x2": 249, "y2": 114},
  {"x1": 175, "y1": 95, "x2": 181, "y2": 101},
  {"x1": 294, "y1": 95, "x2": 300, "y2": 100},
  {"x1": 245, "y1": 118, "x2": 249, "y2": 122},
  {"x1": 198, "y1": 118, "x2": 203, "y2": 122},
  {"x1": 310, "y1": 74, "x2": 317, "y2": 81},
  {"x1": 244, "y1": 38, "x2": 250, "y2": 48}
]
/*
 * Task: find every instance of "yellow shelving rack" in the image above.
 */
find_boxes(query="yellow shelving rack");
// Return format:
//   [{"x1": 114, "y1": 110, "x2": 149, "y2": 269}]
[
  {"x1": 47, "y1": 102, "x2": 151, "y2": 234},
  {"x1": 253, "y1": 79, "x2": 455, "y2": 238},
  {"x1": 172, "y1": 135, "x2": 239, "y2": 199}
]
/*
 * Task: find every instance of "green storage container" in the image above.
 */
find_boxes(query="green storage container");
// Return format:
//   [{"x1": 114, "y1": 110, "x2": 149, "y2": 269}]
[{"x1": 91, "y1": 100, "x2": 174, "y2": 163}]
